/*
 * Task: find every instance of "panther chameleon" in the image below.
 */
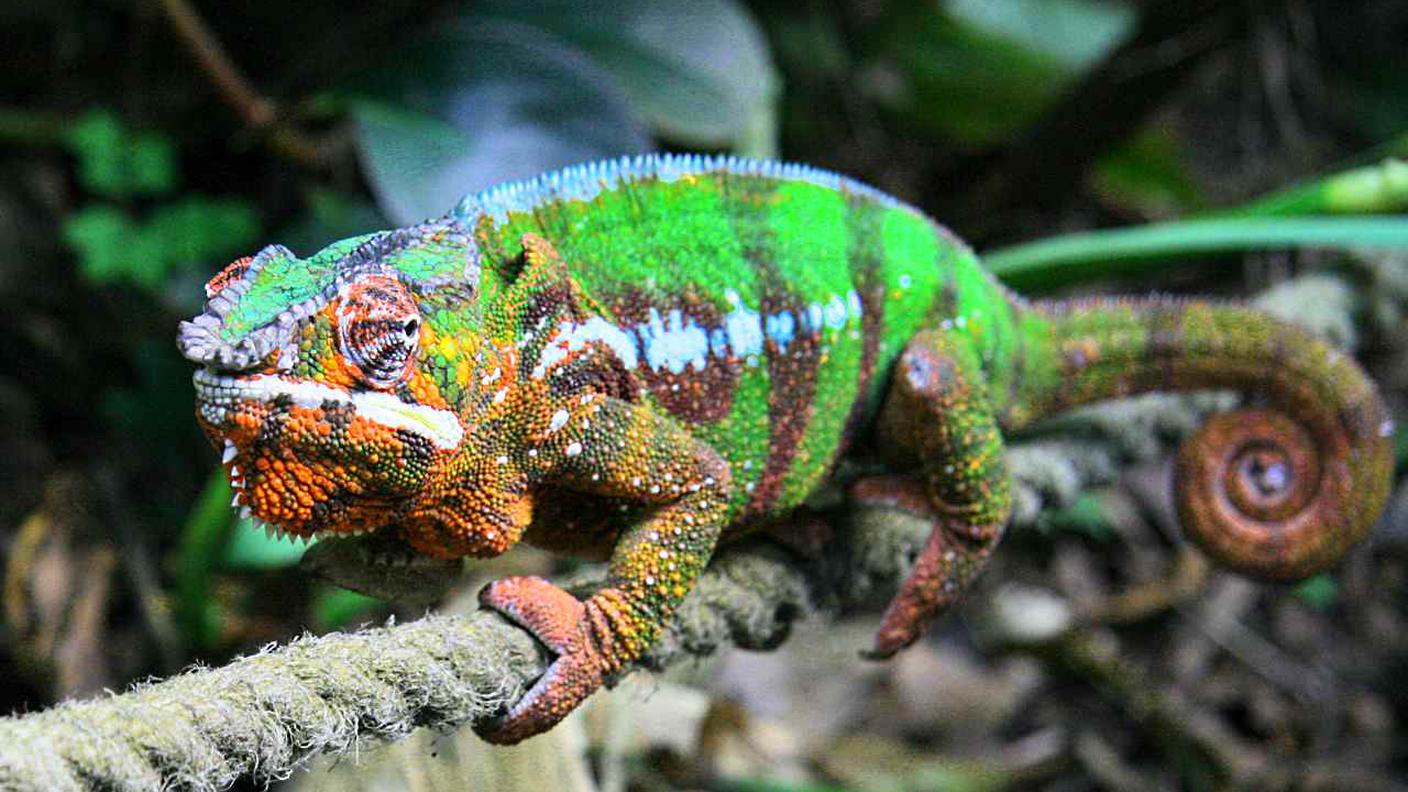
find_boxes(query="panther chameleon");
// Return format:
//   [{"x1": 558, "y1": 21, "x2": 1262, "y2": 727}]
[{"x1": 178, "y1": 154, "x2": 1394, "y2": 744}]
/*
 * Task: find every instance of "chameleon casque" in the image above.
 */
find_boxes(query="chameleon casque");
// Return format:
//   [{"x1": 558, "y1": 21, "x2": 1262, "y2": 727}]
[{"x1": 178, "y1": 154, "x2": 1394, "y2": 744}]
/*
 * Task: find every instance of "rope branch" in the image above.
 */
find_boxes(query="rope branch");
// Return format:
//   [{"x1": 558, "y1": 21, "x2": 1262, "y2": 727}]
[{"x1": 1, "y1": 256, "x2": 1403, "y2": 792}]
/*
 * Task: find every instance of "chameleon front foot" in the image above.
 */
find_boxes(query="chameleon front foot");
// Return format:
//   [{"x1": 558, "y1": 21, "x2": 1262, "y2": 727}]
[{"x1": 475, "y1": 575, "x2": 608, "y2": 744}]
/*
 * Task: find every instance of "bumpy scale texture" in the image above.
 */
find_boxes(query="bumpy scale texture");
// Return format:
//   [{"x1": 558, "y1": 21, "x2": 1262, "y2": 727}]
[{"x1": 178, "y1": 154, "x2": 1395, "y2": 743}]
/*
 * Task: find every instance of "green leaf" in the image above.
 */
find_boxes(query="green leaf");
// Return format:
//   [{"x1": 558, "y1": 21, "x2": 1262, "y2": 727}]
[
  {"x1": 479, "y1": 0, "x2": 779, "y2": 152},
  {"x1": 63, "y1": 205, "x2": 148, "y2": 285},
  {"x1": 175, "y1": 469, "x2": 235, "y2": 649},
  {"x1": 224, "y1": 518, "x2": 313, "y2": 569},
  {"x1": 1092, "y1": 128, "x2": 1209, "y2": 217},
  {"x1": 64, "y1": 110, "x2": 177, "y2": 198},
  {"x1": 311, "y1": 587, "x2": 381, "y2": 630},
  {"x1": 948, "y1": 0, "x2": 1133, "y2": 67},
  {"x1": 1293, "y1": 574, "x2": 1338, "y2": 611},
  {"x1": 869, "y1": 0, "x2": 1133, "y2": 145},
  {"x1": 63, "y1": 197, "x2": 259, "y2": 292},
  {"x1": 141, "y1": 196, "x2": 261, "y2": 275},
  {"x1": 1042, "y1": 492, "x2": 1115, "y2": 542},
  {"x1": 349, "y1": 20, "x2": 651, "y2": 225}
]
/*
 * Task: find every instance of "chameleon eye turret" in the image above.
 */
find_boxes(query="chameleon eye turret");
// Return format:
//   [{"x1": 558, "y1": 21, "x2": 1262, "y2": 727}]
[{"x1": 336, "y1": 274, "x2": 422, "y2": 389}]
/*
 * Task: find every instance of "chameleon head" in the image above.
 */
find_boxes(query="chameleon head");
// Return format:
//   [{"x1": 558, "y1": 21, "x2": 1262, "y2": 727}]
[{"x1": 177, "y1": 218, "x2": 482, "y2": 542}]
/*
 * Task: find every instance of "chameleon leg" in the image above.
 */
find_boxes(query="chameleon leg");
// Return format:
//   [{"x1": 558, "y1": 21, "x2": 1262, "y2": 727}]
[
  {"x1": 864, "y1": 330, "x2": 1012, "y2": 659},
  {"x1": 476, "y1": 399, "x2": 732, "y2": 744}
]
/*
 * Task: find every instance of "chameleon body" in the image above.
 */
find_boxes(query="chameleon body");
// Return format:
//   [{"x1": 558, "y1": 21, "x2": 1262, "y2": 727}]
[{"x1": 178, "y1": 154, "x2": 1394, "y2": 744}]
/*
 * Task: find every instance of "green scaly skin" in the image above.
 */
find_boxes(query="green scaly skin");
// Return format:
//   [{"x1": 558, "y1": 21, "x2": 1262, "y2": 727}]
[{"x1": 178, "y1": 155, "x2": 1394, "y2": 744}]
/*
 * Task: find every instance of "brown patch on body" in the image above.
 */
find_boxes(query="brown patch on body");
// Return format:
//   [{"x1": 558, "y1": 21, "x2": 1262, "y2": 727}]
[
  {"x1": 608, "y1": 286, "x2": 740, "y2": 424},
  {"x1": 747, "y1": 294, "x2": 822, "y2": 515}
]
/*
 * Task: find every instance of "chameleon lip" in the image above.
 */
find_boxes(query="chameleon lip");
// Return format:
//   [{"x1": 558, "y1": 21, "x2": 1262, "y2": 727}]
[{"x1": 193, "y1": 369, "x2": 464, "y2": 450}]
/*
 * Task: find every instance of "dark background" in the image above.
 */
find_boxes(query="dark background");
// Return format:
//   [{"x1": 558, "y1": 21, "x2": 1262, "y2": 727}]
[{"x1": 2, "y1": 1, "x2": 1407, "y2": 789}]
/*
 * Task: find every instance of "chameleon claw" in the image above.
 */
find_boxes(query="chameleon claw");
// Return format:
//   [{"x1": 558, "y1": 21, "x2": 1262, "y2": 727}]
[{"x1": 475, "y1": 576, "x2": 607, "y2": 744}]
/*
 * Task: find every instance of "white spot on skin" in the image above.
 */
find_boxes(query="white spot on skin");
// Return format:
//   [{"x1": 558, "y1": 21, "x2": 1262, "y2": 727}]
[
  {"x1": 722, "y1": 299, "x2": 765, "y2": 360},
  {"x1": 642, "y1": 307, "x2": 710, "y2": 374},
  {"x1": 565, "y1": 441, "x2": 583, "y2": 457},
  {"x1": 483, "y1": 367, "x2": 501, "y2": 385},
  {"x1": 548, "y1": 409, "x2": 570, "y2": 434},
  {"x1": 824, "y1": 294, "x2": 848, "y2": 328},
  {"x1": 492, "y1": 388, "x2": 508, "y2": 404},
  {"x1": 496, "y1": 455, "x2": 509, "y2": 465}
]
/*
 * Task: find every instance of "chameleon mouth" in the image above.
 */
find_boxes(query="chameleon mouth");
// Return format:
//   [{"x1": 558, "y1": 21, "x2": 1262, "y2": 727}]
[{"x1": 192, "y1": 369, "x2": 465, "y2": 450}]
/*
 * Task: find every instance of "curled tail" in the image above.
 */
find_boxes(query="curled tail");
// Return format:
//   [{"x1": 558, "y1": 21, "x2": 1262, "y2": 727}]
[{"x1": 1005, "y1": 297, "x2": 1394, "y2": 581}]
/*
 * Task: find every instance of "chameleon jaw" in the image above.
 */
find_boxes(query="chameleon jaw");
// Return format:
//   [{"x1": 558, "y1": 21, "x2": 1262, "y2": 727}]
[
  {"x1": 215, "y1": 438, "x2": 369, "y2": 543},
  {"x1": 195, "y1": 369, "x2": 464, "y2": 541}
]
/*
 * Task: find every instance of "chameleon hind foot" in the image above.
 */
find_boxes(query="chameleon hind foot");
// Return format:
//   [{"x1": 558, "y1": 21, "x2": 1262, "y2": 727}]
[
  {"x1": 864, "y1": 331, "x2": 1013, "y2": 659},
  {"x1": 474, "y1": 575, "x2": 606, "y2": 744},
  {"x1": 850, "y1": 476, "x2": 1000, "y2": 659}
]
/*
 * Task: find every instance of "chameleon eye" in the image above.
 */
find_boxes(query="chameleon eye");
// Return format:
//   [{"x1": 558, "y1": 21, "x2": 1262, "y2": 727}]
[{"x1": 336, "y1": 274, "x2": 421, "y2": 389}]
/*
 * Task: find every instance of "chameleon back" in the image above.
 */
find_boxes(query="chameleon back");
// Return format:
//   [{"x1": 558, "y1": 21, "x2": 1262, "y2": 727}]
[{"x1": 458, "y1": 155, "x2": 1016, "y2": 520}]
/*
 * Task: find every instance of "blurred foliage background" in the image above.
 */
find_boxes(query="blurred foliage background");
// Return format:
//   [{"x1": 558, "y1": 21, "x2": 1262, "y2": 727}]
[{"x1": 3, "y1": 1, "x2": 1408, "y2": 790}]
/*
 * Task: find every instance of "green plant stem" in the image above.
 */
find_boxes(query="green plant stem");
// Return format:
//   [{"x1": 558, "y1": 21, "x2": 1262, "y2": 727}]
[
  {"x1": 984, "y1": 216, "x2": 1408, "y2": 288},
  {"x1": 1219, "y1": 158, "x2": 1408, "y2": 217}
]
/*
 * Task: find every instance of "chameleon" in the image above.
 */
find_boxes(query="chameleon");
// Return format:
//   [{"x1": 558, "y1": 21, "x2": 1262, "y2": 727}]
[{"x1": 177, "y1": 154, "x2": 1394, "y2": 744}]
